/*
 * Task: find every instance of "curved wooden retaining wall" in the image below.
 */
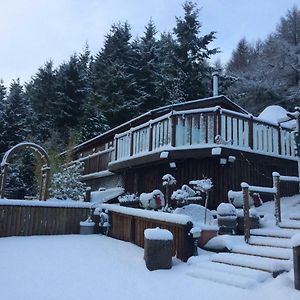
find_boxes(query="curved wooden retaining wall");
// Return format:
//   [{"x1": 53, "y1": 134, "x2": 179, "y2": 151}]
[{"x1": 0, "y1": 200, "x2": 91, "y2": 237}]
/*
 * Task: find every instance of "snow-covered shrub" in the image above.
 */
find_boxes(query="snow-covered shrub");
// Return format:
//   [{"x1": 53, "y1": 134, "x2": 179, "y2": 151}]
[
  {"x1": 171, "y1": 189, "x2": 190, "y2": 202},
  {"x1": 217, "y1": 203, "x2": 236, "y2": 217},
  {"x1": 49, "y1": 161, "x2": 86, "y2": 201},
  {"x1": 190, "y1": 178, "x2": 213, "y2": 192},
  {"x1": 140, "y1": 189, "x2": 165, "y2": 209},
  {"x1": 162, "y1": 174, "x2": 176, "y2": 186},
  {"x1": 118, "y1": 193, "x2": 139, "y2": 203}
]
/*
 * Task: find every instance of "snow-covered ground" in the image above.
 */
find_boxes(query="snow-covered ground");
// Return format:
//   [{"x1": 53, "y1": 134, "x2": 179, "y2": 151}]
[{"x1": 0, "y1": 234, "x2": 299, "y2": 300}]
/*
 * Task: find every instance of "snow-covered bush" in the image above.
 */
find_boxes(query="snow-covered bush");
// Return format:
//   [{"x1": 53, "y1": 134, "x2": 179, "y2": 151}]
[
  {"x1": 118, "y1": 193, "x2": 139, "y2": 203},
  {"x1": 190, "y1": 178, "x2": 213, "y2": 192},
  {"x1": 171, "y1": 189, "x2": 190, "y2": 202},
  {"x1": 49, "y1": 161, "x2": 86, "y2": 201},
  {"x1": 162, "y1": 174, "x2": 176, "y2": 186},
  {"x1": 140, "y1": 189, "x2": 165, "y2": 209}
]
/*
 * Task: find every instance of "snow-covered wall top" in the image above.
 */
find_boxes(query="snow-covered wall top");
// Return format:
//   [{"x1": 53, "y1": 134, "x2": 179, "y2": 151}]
[
  {"x1": 0, "y1": 199, "x2": 92, "y2": 208},
  {"x1": 98, "y1": 204, "x2": 193, "y2": 225}
]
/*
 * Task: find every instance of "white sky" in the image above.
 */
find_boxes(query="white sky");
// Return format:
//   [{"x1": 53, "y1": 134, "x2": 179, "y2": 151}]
[{"x1": 0, "y1": 0, "x2": 298, "y2": 86}]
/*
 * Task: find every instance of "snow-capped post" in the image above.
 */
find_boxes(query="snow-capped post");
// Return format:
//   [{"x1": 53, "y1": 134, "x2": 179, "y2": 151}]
[
  {"x1": 241, "y1": 182, "x2": 250, "y2": 243},
  {"x1": 162, "y1": 174, "x2": 176, "y2": 209},
  {"x1": 292, "y1": 233, "x2": 300, "y2": 290},
  {"x1": 272, "y1": 172, "x2": 281, "y2": 225},
  {"x1": 189, "y1": 178, "x2": 213, "y2": 224}
]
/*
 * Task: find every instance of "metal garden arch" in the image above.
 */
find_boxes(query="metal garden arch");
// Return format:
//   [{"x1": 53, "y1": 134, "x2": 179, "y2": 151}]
[{"x1": 0, "y1": 142, "x2": 50, "y2": 200}]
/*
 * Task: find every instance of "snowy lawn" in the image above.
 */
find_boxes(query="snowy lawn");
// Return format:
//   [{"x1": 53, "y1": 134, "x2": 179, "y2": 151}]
[{"x1": 0, "y1": 234, "x2": 299, "y2": 300}]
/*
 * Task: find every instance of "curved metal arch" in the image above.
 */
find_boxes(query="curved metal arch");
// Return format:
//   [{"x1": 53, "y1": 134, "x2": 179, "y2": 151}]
[{"x1": 0, "y1": 142, "x2": 51, "y2": 200}]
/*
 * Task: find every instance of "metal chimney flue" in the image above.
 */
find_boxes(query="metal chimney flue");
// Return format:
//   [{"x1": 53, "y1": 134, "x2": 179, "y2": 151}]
[{"x1": 212, "y1": 71, "x2": 219, "y2": 97}]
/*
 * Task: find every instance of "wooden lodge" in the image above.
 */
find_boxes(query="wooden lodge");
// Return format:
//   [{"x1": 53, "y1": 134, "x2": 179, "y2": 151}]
[{"x1": 69, "y1": 95, "x2": 299, "y2": 209}]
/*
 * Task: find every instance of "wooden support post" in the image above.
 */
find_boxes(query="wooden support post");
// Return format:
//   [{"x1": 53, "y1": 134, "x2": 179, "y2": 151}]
[
  {"x1": 130, "y1": 132, "x2": 134, "y2": 157},
  {"x1": 248, "y1": 116, "x2": 254, "y2": 149},
  {"x1": 0, "y1": 165, "x2": 8, "y2": 198},
  {"x1": 114, "y1": 138, "x2": 118, "y2": 161},
  {"x1": 273, "y1": 172, "x2": 281, "y2": 225},
  {"x1": 241, "y1": 182, "x2": 250, "y2": 243},
  {"x1": 171, "y1": 115, "x2": 176, "y2": 147},
  {"x1": 148, "y1": 125, "x2": 153, "y2": 151}
]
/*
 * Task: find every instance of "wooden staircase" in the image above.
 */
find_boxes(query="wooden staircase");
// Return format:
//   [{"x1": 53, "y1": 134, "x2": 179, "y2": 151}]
[{"x1": 188, "y1": 216, "x2": 300, "y2": 289}]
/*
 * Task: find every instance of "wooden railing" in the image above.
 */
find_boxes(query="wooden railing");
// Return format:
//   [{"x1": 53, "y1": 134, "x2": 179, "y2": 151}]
[
  {"x1": 80, "y1": 148, "x2": 115, "y2": 175},
  {"x1": 113, "y1": 107, "x2": 297, "y2": 162}
]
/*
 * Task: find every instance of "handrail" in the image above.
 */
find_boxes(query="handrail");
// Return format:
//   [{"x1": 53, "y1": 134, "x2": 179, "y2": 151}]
[{"x1": 112, "y1": 109, "x2": 296, "y2": 162}]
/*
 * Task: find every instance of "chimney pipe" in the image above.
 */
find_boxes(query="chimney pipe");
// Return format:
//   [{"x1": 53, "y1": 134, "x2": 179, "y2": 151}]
[{"x1": 212, "y1": 71, "x2": 219, "y2": 97}]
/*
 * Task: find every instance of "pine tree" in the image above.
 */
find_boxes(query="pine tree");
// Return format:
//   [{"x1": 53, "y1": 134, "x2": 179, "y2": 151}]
[
  {"x1": 0, "y1": 79, "x2": 31, "y2": 156},
  {"x1": 173, "y1": 1, "x2": 218, "y2": 100},
  {"x1": 93, "y1": 22, "x2": 140, "y2": 128},
  {"x1": 26, "y1": 60, "x2": 57, "y2": 142}
]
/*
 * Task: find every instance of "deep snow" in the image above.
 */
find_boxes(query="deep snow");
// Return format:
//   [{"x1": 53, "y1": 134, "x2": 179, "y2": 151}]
[{"x1": 0, "y1": 234, "x2": 299, "y2": 300}]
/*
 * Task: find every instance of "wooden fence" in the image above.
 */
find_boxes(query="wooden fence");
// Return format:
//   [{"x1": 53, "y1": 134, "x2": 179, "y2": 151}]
[
  {"x1": 0, "y1": 202, "x2": 91, "y2": 237},
  {"x1": 100, "y1": 205, "x2": 194, "y2": 262}
]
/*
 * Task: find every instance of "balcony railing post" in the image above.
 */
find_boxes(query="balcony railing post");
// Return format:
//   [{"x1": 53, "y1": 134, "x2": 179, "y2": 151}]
[
  {"x1": 278, "y1": 125, "x2": 282, "y2": 155},
  {"x1": 215, "y1": 107, "x2": 222, "y2": 139},
  {"x1": 249, "y1": 115, "x2": 254, "y2": 149},
  {"x1": 114, "y1": 138, "x2": 118, "y2": 161},
  {"x1": 130, "y1": 132, "x2": 134, "y2": 157},
  {"x1": 148, "y1": 124, "x2": 153, "y2": 151},
  {"x1": 171, "y1": 115, "x2": 177, "y2": 147}
]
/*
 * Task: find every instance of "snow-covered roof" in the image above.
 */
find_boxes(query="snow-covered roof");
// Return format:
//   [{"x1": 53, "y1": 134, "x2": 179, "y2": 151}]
[{"x1": 257, "y1": 105, "x2": 296, "y2": 129}]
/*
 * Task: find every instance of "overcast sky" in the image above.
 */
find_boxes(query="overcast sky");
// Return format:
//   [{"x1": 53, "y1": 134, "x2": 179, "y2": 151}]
[{"x1": 0, "y1": 0, "x2": 298, "y2": 87}]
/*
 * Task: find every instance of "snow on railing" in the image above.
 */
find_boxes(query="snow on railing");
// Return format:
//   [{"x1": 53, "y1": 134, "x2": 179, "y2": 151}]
[
  {"x1": 97, "y1": 203, "x2": 193, "y2": 225},
  {"x1": 279, "y1": 175, "x2": 300, "y2": 183},
  {"x1": 113, "y1": 107, "x2": 297, "y2": 162}
]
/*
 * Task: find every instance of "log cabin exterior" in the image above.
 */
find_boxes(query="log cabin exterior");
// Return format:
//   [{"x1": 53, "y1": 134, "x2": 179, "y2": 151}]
[{"x1": 69, "y1": 95, "x2": 299, "y2": 209}]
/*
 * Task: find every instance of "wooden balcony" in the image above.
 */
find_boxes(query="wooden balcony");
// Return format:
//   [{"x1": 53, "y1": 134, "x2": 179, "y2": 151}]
[
  {"x1": 76, "y1": 106, "x2": 297, "y2": 175},
  {"x1": 108, "y1": 106, "x2": 296, "y2": 171}
]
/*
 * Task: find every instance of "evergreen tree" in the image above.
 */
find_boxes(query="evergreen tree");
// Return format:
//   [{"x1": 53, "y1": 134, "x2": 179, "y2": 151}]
[
  {"x1": 173, "y1": 1, "x2": 218, "y2": 100},
  {"x1": 133, "y1": 19, "x2": 164, "y2": 112},
  {"x1": 0, "y1": 79, "x2": 31, "y2": 156},
  {"x1": 26, "y1": 60, "x2": 57, "y2": 142},
  {"x1": 93, "y1": 22, "x2": 139, "y2": 128}
]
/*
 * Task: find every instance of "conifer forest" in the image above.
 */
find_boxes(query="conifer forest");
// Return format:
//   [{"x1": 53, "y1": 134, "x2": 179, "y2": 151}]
[{"x1": 0, "y1": 1, "x2": 299, "y2": 196}]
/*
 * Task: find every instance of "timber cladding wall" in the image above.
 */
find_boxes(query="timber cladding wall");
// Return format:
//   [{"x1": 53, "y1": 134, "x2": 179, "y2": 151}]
[
  {"x1": 123, "y1": 151, "x2": 298, "y2": 209},
  {"x1": 107, "y1": 211, "x2": 194, "y2": 262},
  {"x1": 0, "y1": 204, "x2": 90, "y2": 237}
]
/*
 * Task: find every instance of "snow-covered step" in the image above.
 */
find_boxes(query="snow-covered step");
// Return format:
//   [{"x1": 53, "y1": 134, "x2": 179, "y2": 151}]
[
  {"x1": 186, "y1": 268, "x2": 259, "y2": 289},
  {"x1": 231, "y1": 244, "x2": 292, "y2": 260},
  {"x1": 248, "y1": 236, "x2": 292, "y2": 248},
  {"x1": 210, "y1": 253, "x2": 292, "y2": 276},
  {"x1": 250, "y1": 228, "x2": 298, "y2": 239},
  {"x1": 289, "y1": 214, "x2": 300, "y2": 221},
  {"x1": 191, "y1": 260, "x2": 271, "y2": 282},
  {"x1": 279, "y1": 220, "x2": 300, "y2": 229}
]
